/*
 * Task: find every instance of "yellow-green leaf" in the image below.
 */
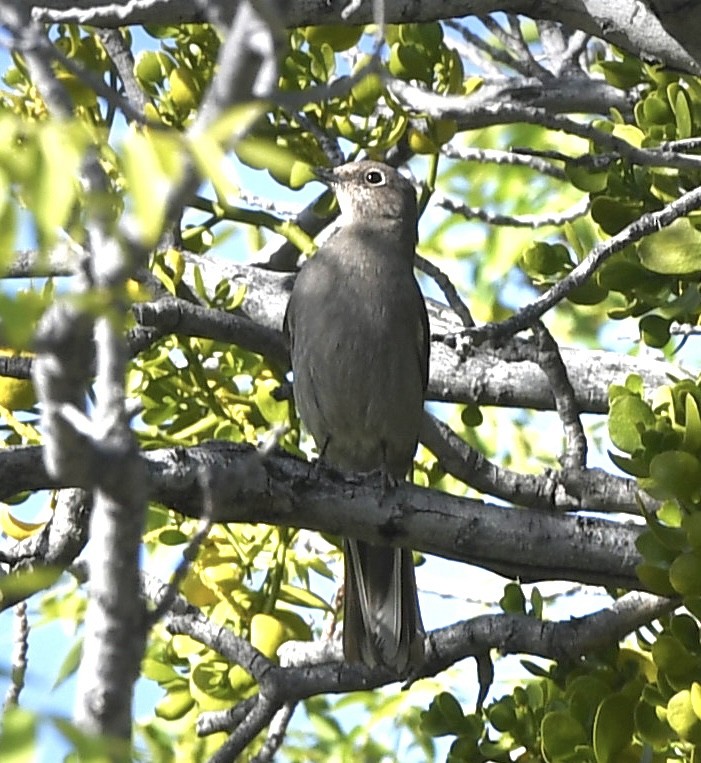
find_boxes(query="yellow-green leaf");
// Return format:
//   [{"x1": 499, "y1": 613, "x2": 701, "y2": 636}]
[{"x1": 638, "y1": 218, "x2": 701, "y2": 275}]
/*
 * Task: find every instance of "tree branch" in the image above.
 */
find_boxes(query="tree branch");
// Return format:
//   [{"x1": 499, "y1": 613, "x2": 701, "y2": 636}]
[
  {"x1": 419, "y1": 414, "x2": 640, "y2": 514},
  {"x1": 30, "y1": 1, "x2": 701, "y2": 75},
  {"x1": 132, "y1": 296, "x2": 290, "y2": 370},
  {"x1": 178, "y1": 253, "x2": 679, "y2": 414},
  {"x1": 0, "y1": 441, "x2": 648, "y2": 591},
  {"x1": 163, "y1": 583, "x2": 673, "y2": 757},
  {"x1": 141, "y1": 441, "x2": 646, "y2": 589},
  {"x1": 465, "y1": 183, "x2": 701, "y2": 344}
]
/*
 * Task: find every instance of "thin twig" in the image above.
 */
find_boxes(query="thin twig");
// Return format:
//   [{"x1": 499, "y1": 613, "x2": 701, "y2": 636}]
[
  {"x1": 441, "y1": 143, "x2": 567, "y2": 180},
  {"x1": 436, "y1": 194, "x2": 590, "y2": 228},
  {"x1": 532, "y1": 322, "x2": 587, "y2": 471},
  {"x1": 3, "y1": 602, "x2": 29, "y2": 709},
  {"x1": 562, "y1": 30, "x2": 592, "y2": 67},
  {"x1": 97, "y1": 28, "x2": 151, "y2": 117},
  {"x1": 465, "y1": 183, "x2": 701, "y2": 344},
  {"x1": 479, "y1": 15, "x2": 548, "y2": 78},
  {"x1": 149, "y1": 465, "x2": 216, "y2": 624},
  {"x1": 250, "y1": 703, "x2": 297, "y2": 763},
  {"x1": 510, "y1": 146, "x2": 618, "y2": 170},
  {"x1": 414, "y1": 254, "x2": 474, "y2": 328},
  {"x1": 388, "y1": 79, "x2": 701, "y2": 172},
  {"x1": 444, "y1": 20, "x2": 504, "y2": 76}
]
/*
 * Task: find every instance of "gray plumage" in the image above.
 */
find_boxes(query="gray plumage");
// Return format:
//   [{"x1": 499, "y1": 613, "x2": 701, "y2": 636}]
[{"x1": 283, "y1": 161, "x2": 428, "y2": 673}]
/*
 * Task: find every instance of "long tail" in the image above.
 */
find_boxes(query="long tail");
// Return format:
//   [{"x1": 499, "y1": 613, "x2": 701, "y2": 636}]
[{"x1": 343, "y1": 539, "x2": 424, "y2": 673}]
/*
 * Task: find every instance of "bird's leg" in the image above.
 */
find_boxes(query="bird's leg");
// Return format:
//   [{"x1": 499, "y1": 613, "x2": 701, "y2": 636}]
[
  {"x1": 313, "y1": 435, "x2": 331, "y2": 478},
  {"x1": 378, "y1": 441, "x2": 399, "y2": 504}
]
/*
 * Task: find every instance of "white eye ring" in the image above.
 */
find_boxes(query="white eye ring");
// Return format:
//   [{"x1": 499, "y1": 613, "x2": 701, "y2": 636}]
[{"x1": 364, "y1": 169, "x2": 385, "y2": 186}]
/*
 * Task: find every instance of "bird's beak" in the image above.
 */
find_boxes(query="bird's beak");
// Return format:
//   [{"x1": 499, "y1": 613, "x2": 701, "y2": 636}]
[{"x1": 313, "y1": 166, "x2": 337, "y2": 185}]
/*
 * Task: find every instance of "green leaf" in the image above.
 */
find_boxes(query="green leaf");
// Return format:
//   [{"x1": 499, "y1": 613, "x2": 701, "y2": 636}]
[
  {"x1": 635, "y1": 563, "x2": 676, "y2": 595},
  {"x1": 671, "y1": 613, "x2": 700, "y2": 650},
  {"x1": 652, "y1": 634, "x2": 701, "y2": 683},
  {"x1": 530, "y1": 586, "x2": 543, "y2": 619},
  {"x1": 636, "y1": 528, "x2": 678, "y2": 564},
  {"x1": 190, "y1": 659, "x2": 234, "y2": 706},
  {"x1": 141, "y1": 658, "x2": 182, "y2": 684},
  {"x1": 521, "y1": 242, "x2": 572, "y2": 278},
  {"x1": 684, "y1": 512, "x2": 701, "y2": 548},
  {"x1": 460, "y1": 403, "x2": 483, "y2": 427},
  {"x1": 154, "y1": 688, "x2": 195, "y2": 721},
  {"x1": 565, "y1": 163, "x2": 607, "y2": 193},
  {"x1": 0, "y1": 566, "x2": 60, "y2": 601},
  {"x1": 608, "y1": 394, "x2": 655, "y2": 453},
  {"x1": 638, "y1": 218, "x2": 701, "y2": 275},
  {"x1": 134, "y1": 50, "x2": 171, "y2": 88},
  {"x1": 488, "y1": 697, "x2": 517, "y2": 732},
  {"x1": 303, "y1": 24, "x2": 364, "y2": 52},
  {"x1": 158, "y1": 528, "x2": 188, "y2": 545},
  {"x1": 673, "y1": 87, "x2": 693, "y2": 139},
  {"x1": 683, "y1": 393, "x2": 701, "y2": 453},
  {"x1": 53, "y1": 637, "x2": 83, "y2": 689},
  {"x1": 0, "y1": 172, "x2": 17, "y2": 270},
  {"x1": 234, "y1": 136, "x2": 314, "y2": 189},
  {"x1": 278, "y1": 583, "x2": 331, "y2": 610},
  {"x1": 122, "y1": 128, "x2": 183, "y2": 245},
  {"x1": 644, "y1": 509, "x2": 687, "y2": 551},
  {"x1": 0, "y1": 707, "x2": 37, "y2": 763},
  {"x1": 421, "y1": 692, "x2": 472, "y2": 737},
  {"x1": 388, "y1": 42, "x2": 433, "y2": 83},
  {"x1": 169, "y1": 67, "x2": 199, "y2": 112},
  {"x1": 642, "y1": 92, "x2": 674, "y2": 125},
  {"x1": 566, "y1": 675, "x2": 610, "y2": 730},
  {"x1": 567, "y1": 279, "x2": 609, "y2": 306},
  {"x1": 639, "y1": 314, "x2": 670, "y2": 348},
  {"x1": 634, "y1": 699, "x2": 670, "y2": 747},
  {"x1": 649, "y1": 450, "x2": 701, "y2": 499},
  {"x1": 250, "y1": 613, "x2": 288, "y2": 659},
  {"x1": 500, "y1": 582, "x2": 526, "y2": 614},
  {"x1": 0, "y1": 289, "x2": 52, "y2": 348},
  {"x1": 591, "y1": 196, "x2": 642, "y2": 235},
  {"x1": 625, "y1": 374, "x2": 645, "y2": 395},
  {"x1": 691, "y1": 681, "x2": 701, "y2": 719},
  {"x1": 670, "y1": 551, "x2": 701, "y2": 596},
  {"x1": 592, "y1": 693, "x2": 634, "y2": 763},
  {"x1": 435, "y1": 691, "x2": 466, "y2": 728},
  {"x1": 33, "y1": 123, "x2": 85, "y2": 247},
  {"x1": 597, "y1": 59, "x2": 643, "y2": 89},
  {"x1": 541, "y1": 710, "x2": 587, "y2": 761},
  {"x1": 192, "y1": 264, "x2": 208, "y2": 301},
  {"x1": 608, "y1": 450, "x2": 649, "y2": 478}
]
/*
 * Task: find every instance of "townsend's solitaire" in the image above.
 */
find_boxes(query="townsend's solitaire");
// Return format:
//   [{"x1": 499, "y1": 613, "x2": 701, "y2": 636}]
[{"x1": 283, "y1": 160, "x2": 428, "y2": 673}]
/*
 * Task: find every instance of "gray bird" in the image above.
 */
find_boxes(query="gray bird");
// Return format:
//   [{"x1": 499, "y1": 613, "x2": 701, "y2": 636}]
[{"x1": 283, "y1": 160, "x2": 428, "y2": 673}]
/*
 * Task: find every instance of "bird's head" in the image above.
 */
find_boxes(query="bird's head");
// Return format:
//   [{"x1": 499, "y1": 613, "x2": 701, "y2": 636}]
[{"x1": 314, "y1": 161, "x2": 418, "y2": 228}]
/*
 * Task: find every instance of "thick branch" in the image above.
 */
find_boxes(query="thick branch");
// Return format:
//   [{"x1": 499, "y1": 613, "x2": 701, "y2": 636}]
[
  {"x1": 142, "y1": 441, "x2": 645, "y2": 590},
  {"x1": 30, "y1": 1, "x2": 701, "y2": 75},
  {"x1": 0, "y1": 442, "x2": 647, "y2": 590},
  {"x1": 132, "y1": 297, "x2": 289, "y2": 370}
]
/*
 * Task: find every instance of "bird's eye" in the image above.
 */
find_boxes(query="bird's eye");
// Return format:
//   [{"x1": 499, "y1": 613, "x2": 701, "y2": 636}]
[{"x1": 364, "y1": 169, "x2": 385, "y2": 186}]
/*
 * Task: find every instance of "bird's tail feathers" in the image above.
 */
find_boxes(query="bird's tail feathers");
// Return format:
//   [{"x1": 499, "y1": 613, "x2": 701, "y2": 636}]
[{"x1": 343, "y1": 539, "x2": 424, "y2": 673}]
